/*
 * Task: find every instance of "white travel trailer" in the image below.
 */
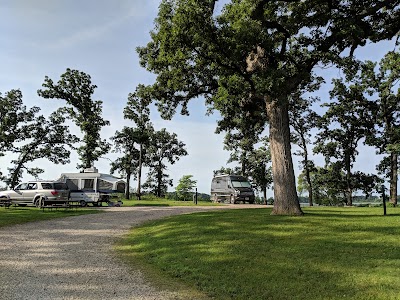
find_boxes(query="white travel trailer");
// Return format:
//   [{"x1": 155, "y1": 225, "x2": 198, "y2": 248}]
[{"x1": 58, "y1": 167, "x2": 126, "y2": 207}]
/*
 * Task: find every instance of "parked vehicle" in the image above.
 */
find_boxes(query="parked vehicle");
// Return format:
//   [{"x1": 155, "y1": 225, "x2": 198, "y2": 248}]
[
  {"x1": 0, "y1": 181, "x2": 70, "y2": 207},
  {"x1": 58, "y1": 167, "x2": 126, "y2": 207},
  {"x1": 211, "y1": 174, "x2": 255, "y2": 204}
]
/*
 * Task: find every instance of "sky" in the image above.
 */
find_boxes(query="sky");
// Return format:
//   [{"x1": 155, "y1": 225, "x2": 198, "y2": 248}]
[{"x1": 0, "y1": 0, "x2": 398, "y2": 195}]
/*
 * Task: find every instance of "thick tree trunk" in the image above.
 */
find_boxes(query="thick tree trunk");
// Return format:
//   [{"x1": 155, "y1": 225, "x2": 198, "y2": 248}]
[
  {"x1": 390, "y1": 152, "x2": 398, "y2": 206},
  {"x1": 266, "y1": 100, "x2": 303, "y2": 216}
]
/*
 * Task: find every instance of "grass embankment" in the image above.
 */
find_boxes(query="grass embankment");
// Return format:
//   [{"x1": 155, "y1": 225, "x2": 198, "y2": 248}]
[
  {"x1": 0, "y1": 206, "x2": 99, "y2": 228},
  {"x1": 118, "y1": 207, "x2": 400, "y2": 300}
]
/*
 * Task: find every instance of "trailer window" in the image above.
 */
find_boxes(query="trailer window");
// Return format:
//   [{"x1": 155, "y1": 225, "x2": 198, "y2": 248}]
[
  {"x1": 116, "y1": 182, "x2": 125, "y2": 193},
  {"x1": 83, "y1": 179, "x2": 94, "y2": 191},
  {"x1": 66, "y1": 179, "x2": 79, "y2": 191},
  {"x1": 98, "y1": 179, "x2": 113, "y2": 190}
]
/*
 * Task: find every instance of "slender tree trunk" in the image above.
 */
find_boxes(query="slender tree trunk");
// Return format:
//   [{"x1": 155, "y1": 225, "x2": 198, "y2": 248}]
[
  {"x1": 305, "y1": 167, "x2": 313, "y2": 207},
  {"x1": 137, "y1": 143, "x2": 143, "y2": 200},
  {"x1": 299, "y1": 134, "x2": 314, "y2": 207},
  {"x1": 390, "y1": 152, "x2": 398, "y2": 206},
  {"x1": 241, "y1": 152, "x2": 247, "y2": 176},
  {"x1": 157, "y1": 162, "x2": 162, "y2": 197},
  {"x1": 266, "y1": 99, "x2": 303, "y2": 216},
  {"x1": 345, "y1": 154, "x2": 353, "y2": 206},
  {"x1": 263, "y1": 186, "x2": 267, "y2": 204},
  {"x1": 125, "y1": 172, "x2": 131, "y2": 200}
]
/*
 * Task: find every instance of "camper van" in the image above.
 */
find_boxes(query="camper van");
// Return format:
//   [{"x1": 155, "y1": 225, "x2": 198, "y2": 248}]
[
  {"x1": 58, "y1": 167, "x2": 126, "y2": 207},
  {"x1": 211, "y1": 174, "x2": 255, "y2": 204}
]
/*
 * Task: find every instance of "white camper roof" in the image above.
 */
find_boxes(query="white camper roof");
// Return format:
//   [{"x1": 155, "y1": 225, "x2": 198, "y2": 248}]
[{"x1": 59, "y1": 169, "x2": 125, "y2": 184}]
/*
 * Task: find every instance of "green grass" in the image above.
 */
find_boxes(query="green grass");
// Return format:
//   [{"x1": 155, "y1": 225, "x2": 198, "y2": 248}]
[
  {"x1": 0, "y1": 206, "x2": 99, "y2": 228},
  {"x1": 122, "y1": 194, "x2": 220, "y2": 207},
  {"x1": 117, "y1": 207, "x2": 400, "y2": 300}
]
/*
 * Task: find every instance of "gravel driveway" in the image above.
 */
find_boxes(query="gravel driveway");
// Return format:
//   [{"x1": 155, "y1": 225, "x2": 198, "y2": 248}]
[{"x1": 0, "y1": 205, "x2": 266, "y2": 299}]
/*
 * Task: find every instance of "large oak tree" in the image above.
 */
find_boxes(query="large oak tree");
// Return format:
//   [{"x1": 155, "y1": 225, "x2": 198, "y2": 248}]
[{"x1": 137, "y1": 0, "x2": 400, "y2": 215}]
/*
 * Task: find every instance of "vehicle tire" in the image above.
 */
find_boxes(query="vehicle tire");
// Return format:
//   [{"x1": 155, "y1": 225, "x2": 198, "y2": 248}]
[
  {"x1": 34, "y1": 197, "x2": 40, "y2": 208},
  {"x1": 80, "y1": 200, "x2": 87, "y2": 207},
  {"x1": 230, "y1": 195, "x2": 236, "y2": 204},
  {"x1": 40, "y1": 197, "x2": 45, "y2": 208}
]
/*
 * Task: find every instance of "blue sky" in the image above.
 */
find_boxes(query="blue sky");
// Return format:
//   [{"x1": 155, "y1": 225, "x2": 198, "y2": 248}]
[{"x1": 0, "y1": 1, "x2": 397, "y2": 194}]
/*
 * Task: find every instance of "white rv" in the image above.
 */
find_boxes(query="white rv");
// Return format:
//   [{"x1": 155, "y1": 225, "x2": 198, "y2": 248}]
[{"x1": 58, "y1": 167, "x2": 126, "y2": 207}]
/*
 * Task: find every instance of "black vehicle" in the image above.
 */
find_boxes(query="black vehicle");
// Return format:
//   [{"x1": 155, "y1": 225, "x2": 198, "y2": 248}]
[{"x1": 211, "y1": 174, "x2": 255, "y2": 204}]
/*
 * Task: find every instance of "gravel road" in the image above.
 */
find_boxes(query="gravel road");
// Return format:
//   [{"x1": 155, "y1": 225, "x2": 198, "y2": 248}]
[{"x1": 0, "y1": 205, "x2": 267, "y2": 300}]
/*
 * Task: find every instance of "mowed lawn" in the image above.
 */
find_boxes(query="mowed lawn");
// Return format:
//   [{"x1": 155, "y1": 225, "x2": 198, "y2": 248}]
[
  {"x1": 118, "y1": 207, "x2": 400, "y2": 300},
  {"x1": 0, "y1": 206, "x2": 99, "y2": 228}
]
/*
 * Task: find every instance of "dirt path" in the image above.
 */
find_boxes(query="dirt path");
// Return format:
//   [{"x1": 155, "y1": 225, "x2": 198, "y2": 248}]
[{"x1": 0, "y1": 205, "x2": 267, "y2": 299}]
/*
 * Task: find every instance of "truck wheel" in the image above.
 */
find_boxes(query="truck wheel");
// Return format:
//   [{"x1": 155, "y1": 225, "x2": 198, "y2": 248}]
[
  {"x1": 230, "y1": 195, "x2": 236, "y2": 204},
  {"x1": 80, "y1": 200, "x2": 87, "y2": 207},
  {"x1": 34, "y1": 197, "x2": 40, "y2": 207},
  {"x1": 40, "y1": 197, "x2": 45, "y2": 208}
]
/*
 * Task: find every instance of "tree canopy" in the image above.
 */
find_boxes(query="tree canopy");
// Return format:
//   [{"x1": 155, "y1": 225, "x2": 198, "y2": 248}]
[
  {"x1": 137, "y1": 0, "x2": 400, "y2": 214},
  {"x1": 38, "y1": 68, "x2": 110, "y2": 170}
]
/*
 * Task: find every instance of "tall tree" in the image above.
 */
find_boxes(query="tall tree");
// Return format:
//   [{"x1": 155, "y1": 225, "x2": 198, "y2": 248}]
[
  {"x1": 145, "y1": 128, "x2": 188, "y2": 197},
  {"x1": 110, "y1": 127, "x2": 141, "y2": 199},
  {"x1": 137, "y1": 0, "x2": 400, "y2": 215},
  {"x1": 123, "y1": 86, "x2": 154, "y2": 199},
  {"x1": 314, "y1": 76, "x2": 375, "y2": 206},
  {"x1": 361, "y1": 52, "x2": 400, "y2": 205},
  {"x1": 246, "y1": 141, "x2": 273, "y2": 202},
  {"x1": 5, "y1": 110, "x2": 78, "y2": 188},
  {"x1": 289, "y1": 92, "x2": 319, "y2": 206},
  {"x1": 37, "y1": 68, "x2": 110, "y2": 169}
]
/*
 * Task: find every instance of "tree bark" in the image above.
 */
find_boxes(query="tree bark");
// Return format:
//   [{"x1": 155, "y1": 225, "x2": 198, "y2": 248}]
[
  {"x1": 137, "y1": 143, "x2": 143, "y2": 200},
  {"x1": 263, "y1": 187, "x2": 267, "y2": 205},
  {"x1": 301, "y1": 134, "x2": 313, "y2": 207},
  {"x1": 266, "y1": 99, "x2": 303, "y2": 215},
  {"x1": 345, "y1": 153, "x2": 353, "y2": 206},
  {"x1": 125, "y1": 172, "x2": 131, "y2": 200},
  {"x1": 390, "y1": 152, "x2": 398, "y2": 206}
]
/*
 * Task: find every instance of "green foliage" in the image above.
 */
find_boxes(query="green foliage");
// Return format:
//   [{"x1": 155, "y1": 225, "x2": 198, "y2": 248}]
[
  {"x1": 0, "y1": 90, "x2": 78, "y2": 187},
  {"x1": 0, "y1": 90, "x2": 39, "y2": 181},
  {"x1": 137, "y1": 0, "x2": 400, "y2": 214},
  {"x1": 122, "y1": 86, "x2": 154, "y2": 199},
  {"x1": 6, "y1": 110, "x2": 78, "y2": 188},
  {"x1": 314, "y1": 72, "x2": 377, "y2": 205},
  {"x1": 175, "y1": 175, "x2": 197, "y2": 201},
  {"x1": 119, "y1": 207, "x2": 400, "y2": 300},
  {"x1": 37, "y1": 68, "x2": 111, "y2": 169},
  {"x1": 144, "y1": 128, "x2": 188, "y2": 197},
  {"x1": 110, "y1": 127, "x2": 142, "y2": 199}
]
